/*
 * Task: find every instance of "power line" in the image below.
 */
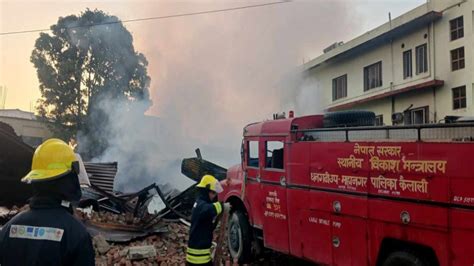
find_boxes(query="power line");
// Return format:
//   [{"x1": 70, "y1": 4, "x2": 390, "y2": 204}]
[{"x1": 0, "y1": 1, "x2": 290, "y2": 36}]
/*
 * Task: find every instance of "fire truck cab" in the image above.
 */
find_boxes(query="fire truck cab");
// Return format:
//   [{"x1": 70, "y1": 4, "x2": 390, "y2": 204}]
[{"x1": 221, "y1": 112, "x2": 474, "y2": 266}]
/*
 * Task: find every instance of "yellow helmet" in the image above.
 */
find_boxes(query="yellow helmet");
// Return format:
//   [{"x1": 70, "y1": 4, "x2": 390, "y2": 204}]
[
  {"x1": 196, "y1": 175, "x2": 223, "y2": 193},
  {"x1": 22, "y1": 138, "x2": 78, "y2": 184}
]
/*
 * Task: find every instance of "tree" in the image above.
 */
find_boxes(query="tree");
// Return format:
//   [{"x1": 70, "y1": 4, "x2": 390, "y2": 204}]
[{"x1": 31, "y1": 9, "x2": 150, "y2": 158}]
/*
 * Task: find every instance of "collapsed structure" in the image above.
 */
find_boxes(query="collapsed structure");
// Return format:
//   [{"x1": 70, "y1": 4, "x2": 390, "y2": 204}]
[{"x1": 0, "y1": 126, "x2": 233, "y2": 264}]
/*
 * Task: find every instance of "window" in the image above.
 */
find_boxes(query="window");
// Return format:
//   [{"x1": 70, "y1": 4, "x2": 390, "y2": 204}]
[
  {"x1": 451, "y1": 47, "x2": 465, "y2": 71},
  {"x1": 415, "y1": 44, "x2": 428, "y2": 74},
  {"x1": 410, "y1": 106, "x2": 429, "y2": 124},
  {"x1": 453, "y1": 86, "x2": 466, "y2": 110},
  {"x1": 364, "y1": 61, "x2": 382, "y2": 91},
  {"x1": 247, "y1": 141, "x2": 259, "y2": 167},
  {"x1": 450, "y1": 16, "x2": 464, "y2": 41},
  {"x1": 403, "y1": 50, "x2": 412, "y2": 79},
  {"x1": 265, "y1": 141, "x2": 284, "y2": 169},
  {"x1": 332, "y1": 74, "x2": 347, "y2": 101},
  {"x1": 375, "y1": 115, "x2": 384, "y2": 126}
]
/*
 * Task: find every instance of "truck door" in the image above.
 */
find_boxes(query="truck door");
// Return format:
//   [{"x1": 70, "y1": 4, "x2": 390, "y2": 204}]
[
  {"x1": 260, "y1": 138, "x2": 290, "y2": 253},
  {"x1": 331, "y1": 209, "x2": 368, "y2": 265},
  {"x1": 299, "y1": 208, "x2": 333, "y2": 264},
  {"x1": 244, "y1": 138, "x2": 264, "y2": 228},
  {"x1": 288, "y1": 141, "x2": 369, "y2": 265}
]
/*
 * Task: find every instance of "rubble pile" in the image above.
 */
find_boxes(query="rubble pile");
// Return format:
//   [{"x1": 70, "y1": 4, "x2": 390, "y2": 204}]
[
  {"x1": 81, "y1": 206, "x2": 236, "y2": 266},
  {"x1": 77, "y1": 210, "x2": 142, "y2": 226},
  {"x1": 0, "y1": 205, "x2": 28, "y2": 225},
  {"x1": 94, "y1": 222, "x2": 189, "y2": 266}
]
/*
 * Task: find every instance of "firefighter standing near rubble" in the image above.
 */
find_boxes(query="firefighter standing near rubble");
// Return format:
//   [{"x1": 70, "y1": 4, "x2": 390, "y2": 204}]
[
  {"x1": 187, "y1": 175, "x2": 230, "y2": 266},
  {"x1": 0, "y1": 139, "x2": 95, "y2": 266}
]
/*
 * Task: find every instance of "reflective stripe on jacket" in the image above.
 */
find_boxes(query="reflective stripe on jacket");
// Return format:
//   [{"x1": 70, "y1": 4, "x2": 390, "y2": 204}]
[{"x1": 186, "y1": 247, "x2": 212, "y2": 264}]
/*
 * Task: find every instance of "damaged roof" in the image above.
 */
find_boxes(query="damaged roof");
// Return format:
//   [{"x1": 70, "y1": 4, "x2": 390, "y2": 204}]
[{"x1": 84, "y1": 162, "x2": 118, "y2": 194}]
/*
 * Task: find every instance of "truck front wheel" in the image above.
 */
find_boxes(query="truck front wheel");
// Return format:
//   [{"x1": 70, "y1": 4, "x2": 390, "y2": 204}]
[
  {"x1": 227, "y1": 211, "x2": 252, "y2": 263},
  {"x1": 382, "y1": 251, "x2": 427, "y2": 266}
]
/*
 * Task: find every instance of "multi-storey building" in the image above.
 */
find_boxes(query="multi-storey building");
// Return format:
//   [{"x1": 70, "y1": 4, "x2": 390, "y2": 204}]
[{"x1": 303, "y1": 0, "x2": 473, "y2": 125}]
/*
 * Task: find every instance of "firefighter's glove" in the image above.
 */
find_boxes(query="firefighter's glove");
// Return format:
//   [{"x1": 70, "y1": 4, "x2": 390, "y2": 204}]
[{"x1": 223, "y1": 202, "x2": 232, "y2": 212}]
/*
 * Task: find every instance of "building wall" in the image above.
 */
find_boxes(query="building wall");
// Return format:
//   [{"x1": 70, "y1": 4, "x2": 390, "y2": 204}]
[
  {"x1": 0, "y1": 116, "x2": 53, "y2": 147},
  {"x1": 432, "y1": 1, "x2": 473, "y2": 119},
  {"x1": 352, "y1": 98, "x2": 392, "y2": 125},
  {"x1": 306, "y1": 0, "x2": 473, "y2": 125},
  {"x1": 307, "y1": 24, "x2": 434, "y2": 122}
]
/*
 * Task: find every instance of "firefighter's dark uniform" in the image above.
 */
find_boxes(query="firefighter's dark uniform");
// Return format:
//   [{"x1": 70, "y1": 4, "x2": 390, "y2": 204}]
[
  {"x1": 0, "y1": 138, "x2": 95, "y2": 266},
  {"x1": 186, "y1": 190, "x2": 223, "y2": 265},
  {"x1": 0, "y1": 196, "x2": 95, "y2": 266}
]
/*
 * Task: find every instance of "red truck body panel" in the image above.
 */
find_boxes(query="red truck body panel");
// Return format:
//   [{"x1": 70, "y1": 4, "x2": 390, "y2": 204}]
[{"x1": 221, "y1": 114, "x2": 474, "y2": 266}]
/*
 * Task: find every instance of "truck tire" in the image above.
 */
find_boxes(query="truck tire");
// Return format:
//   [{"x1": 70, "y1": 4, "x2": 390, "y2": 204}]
[
  {"x1": 323, "y1": 110, "x2": 376, "y2": 128},
  {"x1": 382, "y1": 251, "x2": 427, "y2": 266},
  {"x1": 227, "y1": 211, "x2": 252, "y2": 263}
]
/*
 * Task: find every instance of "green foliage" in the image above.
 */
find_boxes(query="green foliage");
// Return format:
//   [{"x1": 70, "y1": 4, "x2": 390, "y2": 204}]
[{"x1": 31, "y1": 9, "x2": 150, "y2": 158}]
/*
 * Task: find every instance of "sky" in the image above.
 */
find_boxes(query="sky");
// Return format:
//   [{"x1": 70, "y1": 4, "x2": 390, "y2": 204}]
[{"x1": 1, "y1": 0, "x2": 425, "y2": 112}]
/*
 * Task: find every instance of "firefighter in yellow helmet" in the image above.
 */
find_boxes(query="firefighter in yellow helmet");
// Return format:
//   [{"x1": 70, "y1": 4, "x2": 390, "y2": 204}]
[
  {"x1": 0, "y1": 139, "x2": 95, "y2": 266},
  {"x1": 186, "y1": 175, "x2": 230, "y2": 265}
]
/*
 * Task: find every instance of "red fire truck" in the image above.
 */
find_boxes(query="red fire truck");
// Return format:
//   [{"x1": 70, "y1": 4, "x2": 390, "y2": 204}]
[{"x1": 220, "y1": 111, "x2": 474, "y2": 266}]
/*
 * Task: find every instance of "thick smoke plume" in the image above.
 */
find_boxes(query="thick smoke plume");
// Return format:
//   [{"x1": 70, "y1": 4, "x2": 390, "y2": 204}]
[{"x1": 80, "y1": 1, "x2": 354, "y2": 191}]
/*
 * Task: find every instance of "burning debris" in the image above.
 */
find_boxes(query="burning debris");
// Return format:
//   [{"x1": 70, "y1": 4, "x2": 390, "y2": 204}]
[
  {"x1": 0, "y1": 177, "x2": 205, "y2": 265},
  {"x1": 74, "y1": 162, "x2": 200, "y2": 243},
  {"x1": 0, "y1": 140, "x2": 245, "y2": 265},
  {"x1": 76, "y1": 182, "x2": 196, "y2": 243}
]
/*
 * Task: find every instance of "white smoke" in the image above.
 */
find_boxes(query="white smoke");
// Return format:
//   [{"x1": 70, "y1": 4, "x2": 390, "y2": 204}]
[
  {"x1": 294, "y1": 74, "x2": 325, "y2": 115},
  {"x1": 78, "y1": 1, "x2": 354, "y2": 192},
  {"x1": 86, "y1": 99, "x2": 193, "y2": 191}
]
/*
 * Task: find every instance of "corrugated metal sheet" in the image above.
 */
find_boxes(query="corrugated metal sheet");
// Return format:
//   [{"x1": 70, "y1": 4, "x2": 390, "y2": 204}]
[
  {"x1": 181, "y1": 158, "x2": 227, "y2": 182},
  {"x1": 83, "y1": 162, "x2": 118, "y2": 194}
]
